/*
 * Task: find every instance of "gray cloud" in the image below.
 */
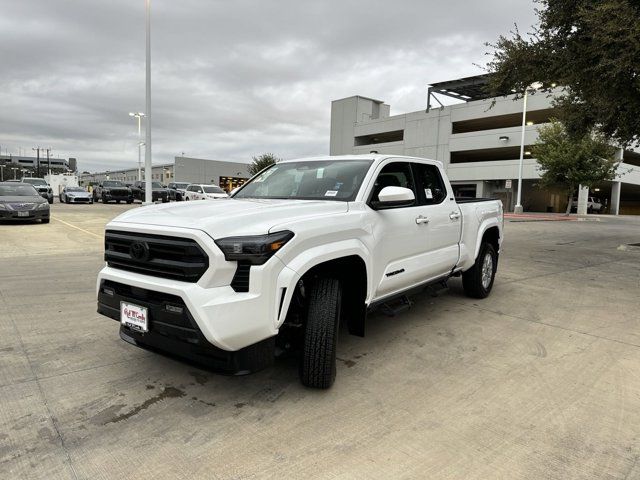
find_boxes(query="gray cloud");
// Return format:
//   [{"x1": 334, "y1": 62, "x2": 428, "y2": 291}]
[{"x1": 0, "y1": 0, "x2": 536, "y2": 171}]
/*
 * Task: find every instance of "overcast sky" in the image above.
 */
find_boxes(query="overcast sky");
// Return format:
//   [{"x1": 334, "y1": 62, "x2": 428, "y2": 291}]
[{"x1": 0, "y1": 0, "x2": 537, "y2": 172}]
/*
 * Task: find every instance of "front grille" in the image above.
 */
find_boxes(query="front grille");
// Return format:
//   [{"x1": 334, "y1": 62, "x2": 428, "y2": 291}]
[
  {"x1": 108, "y1": 189, "x2": 130, "y2": 196},
  {"x1": 9, "y1": 203, "x2": 36, "y2": 211},
  {"x1": 105, "y1": 230, "x2": 209, "y2": 282},
  {"x1": 231, "y1": 262, "x2": 251, "y2": 292},
  {"x1": 37, "y1": 188, "x2": 48, "y2": 193}
]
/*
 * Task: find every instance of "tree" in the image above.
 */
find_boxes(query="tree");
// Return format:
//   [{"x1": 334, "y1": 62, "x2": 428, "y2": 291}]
[
  {"x1": 486, "y1": 0, "x2": 640, "y2": 147},
  {"x1": 533, "y1": 120, "x2": 618, "y2": 214},
  {"x1": 248, "y1": 153, "x2": 279, "y2": 176}
]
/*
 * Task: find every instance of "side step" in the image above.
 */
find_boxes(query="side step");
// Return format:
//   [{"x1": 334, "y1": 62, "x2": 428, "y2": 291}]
[{"x1": 380, "y1": 295, "x2": 413, "y2": 317}]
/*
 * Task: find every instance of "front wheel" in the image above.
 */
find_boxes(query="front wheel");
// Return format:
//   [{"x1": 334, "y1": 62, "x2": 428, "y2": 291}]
[
  {"x1": 299, "y1": 277, "x2": 342, "y2": 389},
  {"x1": 462, "y1": 242, "x2": 497, "y2": 299},
  {"x1": 102, "y1": 195, "x2": 108, "y2": 204}
]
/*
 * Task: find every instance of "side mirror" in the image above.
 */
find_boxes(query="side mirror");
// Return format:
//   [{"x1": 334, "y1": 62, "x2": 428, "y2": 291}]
[{"x1": 371, "y1": 186, "x2": 415, "y2": 210}]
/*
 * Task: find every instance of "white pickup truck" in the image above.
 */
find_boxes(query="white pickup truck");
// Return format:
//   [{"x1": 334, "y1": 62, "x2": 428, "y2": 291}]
[{"x1": 97, "y1": 155, "x2": 503, "y2": 388}]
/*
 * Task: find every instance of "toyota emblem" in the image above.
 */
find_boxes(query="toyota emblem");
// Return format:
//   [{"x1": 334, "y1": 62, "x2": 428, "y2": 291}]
[{"x1": 130, "y1": 241, "x2": 149, "y2": 261}]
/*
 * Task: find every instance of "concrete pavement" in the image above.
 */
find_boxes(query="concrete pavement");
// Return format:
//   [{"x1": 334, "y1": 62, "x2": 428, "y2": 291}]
[{"x1": 1, "y1": 203, "x2": 640, "y2": 479}]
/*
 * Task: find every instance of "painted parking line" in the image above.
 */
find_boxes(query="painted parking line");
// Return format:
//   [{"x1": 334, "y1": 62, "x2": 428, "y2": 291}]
[{"x1": 51, "y1": 216, "x2": 103, "y2": 239}]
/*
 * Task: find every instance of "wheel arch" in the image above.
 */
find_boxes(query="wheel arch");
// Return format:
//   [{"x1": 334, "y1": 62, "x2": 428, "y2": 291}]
[{"x1": 279, "y1": 250, "x2": 369, "y2": 337}]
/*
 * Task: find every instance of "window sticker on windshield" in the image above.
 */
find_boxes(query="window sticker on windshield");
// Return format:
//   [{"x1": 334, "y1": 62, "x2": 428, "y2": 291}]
[
  {"x1": 333, "y1": 182, "x2": 343, "y2": 190},
  {"x1": 325, "y1": 190, "x2": 338, "y2": 197},
  {"x1": 425, "y1": 188, "x2": 433, "y2": 199},
  {"x1": 316, "y1": 168, "x2": 325, "y2": 179}
]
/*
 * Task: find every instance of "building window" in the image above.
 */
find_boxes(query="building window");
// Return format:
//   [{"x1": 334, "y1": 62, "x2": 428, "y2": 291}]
[{"x1": 354, "y1": 130, "x2": 404, "y2": 146}]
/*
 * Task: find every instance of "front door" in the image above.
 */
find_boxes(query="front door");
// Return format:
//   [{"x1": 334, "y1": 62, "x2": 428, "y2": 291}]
[{"x1": 368, "y1": 161, "x2": 434, "y2": 299}]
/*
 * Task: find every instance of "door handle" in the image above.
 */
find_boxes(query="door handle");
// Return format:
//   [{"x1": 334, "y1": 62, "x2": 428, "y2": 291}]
[
  {"x1": 449, "y1": 211, "x2": 461, "y2": 220},
  {"x1": 415, "y1": 215, "x2": 430, "y2": 225}
]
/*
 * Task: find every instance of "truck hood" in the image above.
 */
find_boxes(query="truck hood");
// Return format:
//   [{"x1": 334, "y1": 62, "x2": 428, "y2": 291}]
[{"x1": 109, "y1": 198, "x2": 349, "y2": 237}]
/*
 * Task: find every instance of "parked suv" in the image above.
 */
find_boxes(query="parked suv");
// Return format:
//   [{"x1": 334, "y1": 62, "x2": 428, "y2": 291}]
[
  {"x1": 130, "y1": 181, "x2": 169, "y2": 203},
  {"x1": 21, "y1": 177, "x2": 53, "y2": 204},
  {"x1": 97, "y1": 155, "x2": 503, "y2": 388},
  {"x1": 167, "y1": 182, "x2": 191, "y2": 201},
  {"x1": 92, "y1": 180, "x2": 133, "y2": 204},
  {"x1": 184, "y1": 184, "x2": 228, "y2": 200}
]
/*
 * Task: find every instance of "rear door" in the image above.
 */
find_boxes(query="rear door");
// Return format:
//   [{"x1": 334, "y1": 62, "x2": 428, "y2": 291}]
[{"x1": 411, "y1": 161, "x2": 461, "y2": 278}]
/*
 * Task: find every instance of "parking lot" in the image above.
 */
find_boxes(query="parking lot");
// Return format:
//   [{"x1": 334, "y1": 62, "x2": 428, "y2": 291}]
[{"x1": 2, "y1": 202, "x2": 640, "y2": 479}]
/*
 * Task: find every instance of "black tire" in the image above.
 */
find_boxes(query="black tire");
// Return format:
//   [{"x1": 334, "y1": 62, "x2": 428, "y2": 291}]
[
  {"x1": 48, "y1": 198, "x2": 53, "y2": 204},
  {"x1": 185, "y1": 197, "x2": 190, "y2": 201},
  {"x1": 102, "y1": 195, "x2": 108, "y2": 204},
  {"x1": 66, "y1": 197, "x2": 70, "y2": 204},
  {"x1": 41, "y1": 218, "x2": 50, "y2": 224},
  {"x1": 126, "y1": 200, "x2": 132, "y2": 204},
  {"x1": 462, "y1": 242, "x2": 497, "y2": 299},
  {"x1": 60, "y1": 195, "x2": 64, "y2": 203},
  {"x1": 299, "y1": 277, "x2": 342, "y2": 389}
]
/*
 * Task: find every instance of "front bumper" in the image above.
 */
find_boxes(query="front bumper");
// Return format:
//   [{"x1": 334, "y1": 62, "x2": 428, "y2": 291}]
[
  {"x1": 98, "y1": 279, "x2": 275, "y2": 373},
  {"x1": 0, "y1": 209, "x2": 49, "y2": 221},
  {"x1": 103, "y1": 193, "x2": 133, "y2": 202},
  {"x1": 68, "y1": 196, "x2": 92, "y2": 203}
]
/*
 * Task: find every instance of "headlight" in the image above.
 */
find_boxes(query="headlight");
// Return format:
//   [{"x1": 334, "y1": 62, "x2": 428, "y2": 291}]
[
  {"x1": 36, "y1": 203, "x2": 49, "y2": 210},
  {"x1": 0, "y1": 204, "x2": 7, "y2": 210},
  {"x1": 215, "y1": 231, "x2": 294, "y2": 265}
]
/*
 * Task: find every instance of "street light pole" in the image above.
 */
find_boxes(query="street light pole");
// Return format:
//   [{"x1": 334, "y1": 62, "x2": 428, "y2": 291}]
[
  {"x1": 144, "y1": 0, "x2": 153, "y2": 205},
  {"x1": 514, "y1": 82, "x2": 542, "y2": 214},
  {"x1": 0, "y1": 165, "x2": 5, "y2": 182},
  {"x1": 129, "y1": 112, "x2": 145, "y2": 181}
]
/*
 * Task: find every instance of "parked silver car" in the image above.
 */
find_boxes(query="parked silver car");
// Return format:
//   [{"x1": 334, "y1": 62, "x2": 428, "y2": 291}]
[{"x1": 60, "y1": 186, "x2": 93, "y2": 204}]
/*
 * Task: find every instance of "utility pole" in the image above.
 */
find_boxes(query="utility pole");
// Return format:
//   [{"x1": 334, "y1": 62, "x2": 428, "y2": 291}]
[
  {"x1": 46, "y1": 148, "x2": 51, "y2": 177},
  {"x1": 32, "y1": 147, "x2": 41, "y2": 177}
]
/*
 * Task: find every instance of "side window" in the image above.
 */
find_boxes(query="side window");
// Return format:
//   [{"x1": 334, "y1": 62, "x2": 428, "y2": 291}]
[
  {"x1": 413, "y1": 163, "x2": 447, "y2": 205},
  {"x1": 197, "y1": 187, "x2": 203, "y2": 193},
  {"x1": 370, "y1": 162, "x2": 416, "y2": 206}
]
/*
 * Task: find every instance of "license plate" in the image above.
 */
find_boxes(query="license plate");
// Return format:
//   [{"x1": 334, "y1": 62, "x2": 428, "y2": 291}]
[
  {"x1": 120, "y1": 302, "x2": 148, "y2": 332},
  {"x1": 18, "y1": 211, "x2": 29, "y2": 217}
]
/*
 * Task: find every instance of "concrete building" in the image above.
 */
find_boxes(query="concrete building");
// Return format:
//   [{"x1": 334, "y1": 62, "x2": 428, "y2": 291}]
[
  {"x1": 78, "y1": 156, "x2": 250, "y2": 192},
  {"x1": 0, "y1": 155, "x2": 72, "y2": 176},
  {"x1": 330, "y1": 75, "x2": 640, "y2": 214}
]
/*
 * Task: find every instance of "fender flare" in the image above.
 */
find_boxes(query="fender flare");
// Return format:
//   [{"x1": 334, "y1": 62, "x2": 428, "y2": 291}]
[
  {"x1": 274, "y1": 239, "x2": 372, "y2": 328},
  {"x1": 473, "y1": 218, "x2": 502, "y2": 260}
]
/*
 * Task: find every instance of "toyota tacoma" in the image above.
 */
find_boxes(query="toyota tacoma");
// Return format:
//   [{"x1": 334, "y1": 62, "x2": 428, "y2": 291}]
[{"x1": 97, "y1": 155, "x2": 503, "y2": 388}]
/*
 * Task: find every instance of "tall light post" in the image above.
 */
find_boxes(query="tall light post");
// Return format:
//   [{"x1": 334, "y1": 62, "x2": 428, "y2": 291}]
[
  {"x1": 514, "y1": 82, "x2": 543, "y2": 213},
  {"x1": 144, "y1": 0, "x2": 153, "y2": 204},
  {"x1": 0, "y1": 164, "x2": 5, "y2": 181},
  {"x1": 129, "y1": 112, "x2": 146, "y2": 181},
  {"x1": 11, "y1": 167, "x2": 18, "y2": 179}
]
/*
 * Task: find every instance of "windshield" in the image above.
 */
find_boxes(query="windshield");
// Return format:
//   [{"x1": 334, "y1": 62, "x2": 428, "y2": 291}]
[
  {"x1": 103, "y1": 181, "x2": 125, "y2": 187},
  {"x1": 152, "y1": 182, "x2": 163, "y2": 188},
  {"x1": 234, "y1": 160, "x2": 373, "y2": 201},
  {"x1": 204, "y1": 186, "x2": 225, "y2": 194},
  {"x1": 66, "y1": 187, "x2": 85, "y2": 192},
  {"x1": 0, "y1": 184, "x2": 39, "y2": 196},
  {"x1": 174, "y1": 183, "x2": 190, "y2": 189},
  {"x1": 23, "y1": 178, "x2": 47, "y2": 186}
]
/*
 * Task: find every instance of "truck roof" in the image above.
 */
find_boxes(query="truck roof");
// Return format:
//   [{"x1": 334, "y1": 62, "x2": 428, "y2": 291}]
[{"x1": 279, "y1": 154, "x2": 443, "y2": 168}]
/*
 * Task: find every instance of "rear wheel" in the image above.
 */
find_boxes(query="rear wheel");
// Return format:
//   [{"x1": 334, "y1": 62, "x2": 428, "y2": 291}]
[
  {"x1": 102, "y1": 195, "x2": 108, "y2": 204},
  {"x1": 299, "y1": 277, "x2": 342, "y2": 389},
  {"x1": 462, "y1": 242, "x2": 497, "y2": 299}
]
